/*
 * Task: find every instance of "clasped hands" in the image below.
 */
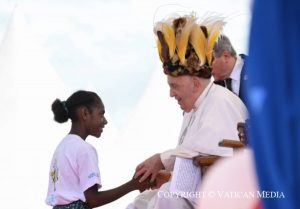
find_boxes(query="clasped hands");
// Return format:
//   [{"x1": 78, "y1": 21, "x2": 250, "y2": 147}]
[{"x1": 133, "y1": 153, "x2": 171, "y2": 192}]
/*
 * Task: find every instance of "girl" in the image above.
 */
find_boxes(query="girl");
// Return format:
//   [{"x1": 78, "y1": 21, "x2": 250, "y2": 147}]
[{"x1": 46, "y1": 90, "x2": 150, "y2": 209}]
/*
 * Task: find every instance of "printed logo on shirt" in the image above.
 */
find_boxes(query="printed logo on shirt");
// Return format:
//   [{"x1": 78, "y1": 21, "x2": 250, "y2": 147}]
[
  {"x1": 46, "y1": 194, "x2": 55, "y2": 205},
  {"x1": 88, "y1": 172, "x2": 99, "y2": 179},
  {"x1": 50, "y1": 159, "x2": 59, "y2": 191}
]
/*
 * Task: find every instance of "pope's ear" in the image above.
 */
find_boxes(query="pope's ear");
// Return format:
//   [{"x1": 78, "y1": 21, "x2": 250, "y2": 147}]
[{"x1": 192, "y1": 76, "x2": 201, "y2": 90}]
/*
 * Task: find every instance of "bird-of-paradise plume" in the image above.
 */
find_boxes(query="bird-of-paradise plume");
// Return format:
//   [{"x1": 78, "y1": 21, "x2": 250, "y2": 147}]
[
  {"x1": 190, "y1": 24, "x2": 207, "y2": 66},
  {"x1": 206, "y1": 29, "x2": 219, "y2": 65},
  {"x1": 154, "y1": 21, "x2": 176, "y2": 61},
  {"x1": 156, "y1": 39, "x2": 163, "y2": 61},
  {"x1": 175, "y1": 16, "x2": 196, "y2": 65},
  {"x1": 156, "y1": 31, "x2": 170, "y2": 62},
  {"x1": 204, "y1": 18, "x2": 225, "y2": 65}
]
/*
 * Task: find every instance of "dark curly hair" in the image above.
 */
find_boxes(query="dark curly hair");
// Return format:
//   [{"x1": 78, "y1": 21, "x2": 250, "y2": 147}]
[{"x1": 51, "y1": 90, "x2": 102, "y2": 123}]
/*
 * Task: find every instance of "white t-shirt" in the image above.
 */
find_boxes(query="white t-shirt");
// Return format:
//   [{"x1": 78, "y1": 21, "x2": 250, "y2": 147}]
[{"x1": 46, "y1": 134, "x2": 101, "y2": 206}]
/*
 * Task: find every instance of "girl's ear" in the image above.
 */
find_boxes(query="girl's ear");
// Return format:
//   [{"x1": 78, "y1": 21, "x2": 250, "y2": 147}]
[{"x1": 78, "y1": 106, "x2": 90, "y2": 121}]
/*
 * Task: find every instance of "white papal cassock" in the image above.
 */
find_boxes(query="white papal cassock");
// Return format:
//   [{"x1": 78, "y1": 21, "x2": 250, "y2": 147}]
[{"x1": 127, "y1": 80, "x2": 248, "y2": 209}]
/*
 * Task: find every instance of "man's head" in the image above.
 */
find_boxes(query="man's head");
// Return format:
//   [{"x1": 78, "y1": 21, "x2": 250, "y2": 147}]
[
  {"x1": 167, "y1": 75, "x2": 208, "y2": 112},
  {"x1": 212, "y1": 35, "x2": 237, "y2": 81}
]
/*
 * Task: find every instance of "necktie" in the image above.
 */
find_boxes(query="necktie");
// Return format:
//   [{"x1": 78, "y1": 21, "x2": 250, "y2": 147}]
[
  {"x1": 225, "y1": 78, "x2": 232, "y2": 91},
  {"x1": 214, "y1": 80, "x2": 225, "y2": 87},
  {"x1": 214, "y1": 78, "x2": 232, "y2": 91}
]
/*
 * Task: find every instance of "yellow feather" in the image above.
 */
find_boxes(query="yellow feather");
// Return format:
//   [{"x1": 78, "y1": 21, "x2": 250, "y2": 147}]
[
  {"x1": 162, "y1": 23, "x2": 176, "y2": 58},
  {"x1": 156, "y1": 39, "x2": 163, "y2": 62},
  {"x1": 205, "y1": 20, "x2": 225, "y2": 65},
  {"x1": 206, "y1": 30, "x2": 220, "y2": 65},
  {"x1": 190, "y1": 25, "x2": 207, "y2": 66},
  {"x1": 177, "y1": 19, "x2": 194, "y2": 65}
]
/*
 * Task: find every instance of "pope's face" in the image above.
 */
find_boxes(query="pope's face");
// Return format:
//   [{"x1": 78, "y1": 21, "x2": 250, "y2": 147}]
[{"x1": 167, "y1": 75, "x2": 195, "y2": 112}]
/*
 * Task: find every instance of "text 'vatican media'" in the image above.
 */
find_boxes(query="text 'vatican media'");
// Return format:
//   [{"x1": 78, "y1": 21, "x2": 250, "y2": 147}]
[{"x1": 157, "y1": 191, "x2": 285, "y2": 199}]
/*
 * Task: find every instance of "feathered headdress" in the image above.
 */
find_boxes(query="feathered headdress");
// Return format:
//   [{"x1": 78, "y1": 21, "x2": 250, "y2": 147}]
[{"x1": 154, "y1": 13, "x2": 225, "y2": 77}]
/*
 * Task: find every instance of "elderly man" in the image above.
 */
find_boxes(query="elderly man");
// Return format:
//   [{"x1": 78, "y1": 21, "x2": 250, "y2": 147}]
[
  {"x1": 212, "y1": 35, "x2": 248, "y2": 103},
  {"x1": 127, "y1": 14, "x2": 248, "y2": 209}
]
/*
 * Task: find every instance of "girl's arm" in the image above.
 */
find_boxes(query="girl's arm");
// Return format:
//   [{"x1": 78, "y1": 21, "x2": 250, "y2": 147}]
[{"x1": 84, "y1": 178, "x2": 151, "y2": 208}]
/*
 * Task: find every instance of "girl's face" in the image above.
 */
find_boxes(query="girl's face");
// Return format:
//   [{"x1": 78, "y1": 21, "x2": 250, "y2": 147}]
[{"x1": 87, "y1": 103, "x2": 107, "y2": 138}]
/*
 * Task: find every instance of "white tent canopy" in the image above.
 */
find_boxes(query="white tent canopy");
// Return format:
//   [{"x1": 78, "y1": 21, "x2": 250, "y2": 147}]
[
  {"x1": 0, "y1": 6, "x2": 182, "y2": 209},
  {"x1": 0, "y1": 6, "x2": 70, "y2": 208}
]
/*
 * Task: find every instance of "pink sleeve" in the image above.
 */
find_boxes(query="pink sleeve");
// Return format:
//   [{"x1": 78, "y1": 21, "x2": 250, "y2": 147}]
[{"x1": 77, "y1": 148, "x2": 102, "y2": 192}]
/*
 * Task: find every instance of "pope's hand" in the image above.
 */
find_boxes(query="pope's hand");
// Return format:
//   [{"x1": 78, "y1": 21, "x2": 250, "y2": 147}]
[{"x1": 134, "y1": 153, "x2": 164, "y2": 183}]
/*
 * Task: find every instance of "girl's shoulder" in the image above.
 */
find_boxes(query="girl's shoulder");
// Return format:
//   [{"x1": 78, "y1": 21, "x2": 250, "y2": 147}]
[{"x1": 61, "y1": 134, "x2": 95, "y2": 154}]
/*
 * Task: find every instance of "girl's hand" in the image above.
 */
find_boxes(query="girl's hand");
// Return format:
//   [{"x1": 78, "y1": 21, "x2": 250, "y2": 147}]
[
  {"x1": 151, "y1": 170, "x2": 171, "y2": 189},
  {"x1": 130, "y1": 176, "x2": 153, "y2": 193}
]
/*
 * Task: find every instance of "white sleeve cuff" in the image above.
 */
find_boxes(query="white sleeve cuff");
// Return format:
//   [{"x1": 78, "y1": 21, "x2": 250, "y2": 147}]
[{"x1": 160, "y1": 149, "x2": 176, "y2": 171}]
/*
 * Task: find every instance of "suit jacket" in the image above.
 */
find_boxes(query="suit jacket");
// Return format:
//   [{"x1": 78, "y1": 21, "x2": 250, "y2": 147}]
[
  {"x1": 239, "y1": 54, "x2": 248, "y2": 103},
  {"x1": 214, "y1": 54, "x2": 248, "y2": 104}
]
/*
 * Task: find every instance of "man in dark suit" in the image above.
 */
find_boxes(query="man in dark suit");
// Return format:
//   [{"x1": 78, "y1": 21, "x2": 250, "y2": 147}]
[{"x1": 212, "y1": 35, "x2": 247, "y2": 103}]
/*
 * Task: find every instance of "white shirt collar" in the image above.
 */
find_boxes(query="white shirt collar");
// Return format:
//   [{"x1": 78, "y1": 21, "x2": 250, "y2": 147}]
[
  {"x1": 230, "y1": 55, "x2": 244, "y2": 81},
  {"x1": 193, "y1": 80, "x2": 213, "y2": 110}
]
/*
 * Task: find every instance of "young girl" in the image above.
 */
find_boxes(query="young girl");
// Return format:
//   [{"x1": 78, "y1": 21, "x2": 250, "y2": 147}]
[{"x1": 46, "y1": 90, "x2": 150, "y2": 209}]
